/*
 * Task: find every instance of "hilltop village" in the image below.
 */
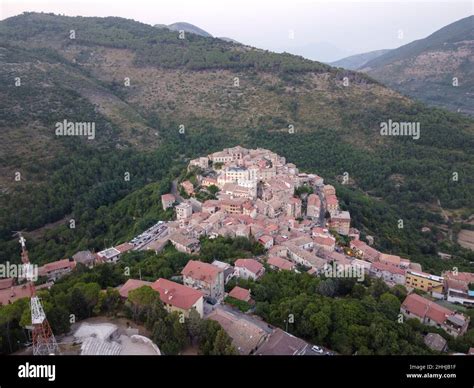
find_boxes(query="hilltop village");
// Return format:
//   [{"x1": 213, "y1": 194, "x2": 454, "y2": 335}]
[{"x1": 2, "y1": 146, "x2": 472, "y2": 354}]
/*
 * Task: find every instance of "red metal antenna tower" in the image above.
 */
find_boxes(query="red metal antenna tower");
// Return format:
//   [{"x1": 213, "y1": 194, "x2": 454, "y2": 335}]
[{"x1": 18, "y1": 234, "x2": 59, "y2": 355}]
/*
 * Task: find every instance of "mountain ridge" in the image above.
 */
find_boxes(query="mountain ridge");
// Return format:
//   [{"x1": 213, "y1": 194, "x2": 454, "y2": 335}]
[
  {"x1": 330, "y1": 49, "x2": 392, "y2": 70},
  {"x1": 360, "y1": 15, "x2": 474, "y2": 115}
]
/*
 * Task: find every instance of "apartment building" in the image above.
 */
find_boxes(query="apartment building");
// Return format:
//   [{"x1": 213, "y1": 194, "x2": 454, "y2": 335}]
[
  {"x1": 405, "y1": 270, "x2": 444, "y2": 296},
  {"x1": 176, "y1": 202, "x2": 193, "y2": 220}
]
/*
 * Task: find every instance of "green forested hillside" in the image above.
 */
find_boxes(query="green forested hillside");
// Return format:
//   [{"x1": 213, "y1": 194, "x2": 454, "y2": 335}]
[{"x1": 0, "y1": 12, "x2": 473, "y2": 274}]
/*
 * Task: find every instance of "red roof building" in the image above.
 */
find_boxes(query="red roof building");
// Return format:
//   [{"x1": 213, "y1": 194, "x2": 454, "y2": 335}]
[
  {"x1": 38, "y1": 259, "x2": 76, "y2": 281},
  {"x1": 401, "y1": 293, "x2": 469, "y2": 337},
  {"x1": 234, "y1": 259, "x2": 265, "y2": 280},
  {"x1": 152, "y1": 278, "x2": 204, "y2": 318},
  {"x1": 0, "y1": 278, "x2": 15, "y2": 290},
  {"x1": 228, "y1": 286, "x2": 251, "y2": 302},
  {"x1": 0, "y1": 283, "x2": 32, "y2": 306},
  {"x1": 370, "y1": 261, "x2": 406, "y2": 286},
  {"x1": 118, "y1": 279, "x2": 152, "y2": 298},
  {"x1": 267, "y1": 256, "x2": 295, "y2": 271},
  {"x1": 161, "y1": 193, "x2": 176, "y2": 210},
  {"x1": 115, "y1": 242, "x2": 134, "y2": 254},
  {"x1": 350, "y1": 239, "x2": 381, "y2": 262}
]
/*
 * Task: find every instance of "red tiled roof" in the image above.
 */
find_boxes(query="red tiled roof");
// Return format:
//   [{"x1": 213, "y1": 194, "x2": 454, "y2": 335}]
[
  {"x1": 234, "y1": 259, "x2": 263, "y2": 275},
  {"x1": 0, "y1": 278, "x2": 14, "y2": 290},
  {"x1": 350, "y1": 239, "x2": 365, "y2": 248},
  {"x1": 379, "y1": 253, "x2": 401, "y2": 265},
  {"x1": 326, "y1": 195, "x2": 338, "y2": 205},
  {"x1": 328, "y1": 251, "x2": 352, "y2": 266},
  {"x1": 152, "y1": 278, "x2": 203, "y2": 310},
  {"x1": 115, "y1": 242, "x2": 134, "y2": 253},
  {"x1": 161, "y1": 193, "x2": 175, "y2": 201},
  {"x1": 402, "y1": 293, "x2": 452, "y2": 325},
  {"x1": 38, "y1": 259, "x2": 76, "y2": 276},
  {"x1": 351, "y1": 240, "x2": 381, "y2": 261},
  {"x1": 119, "y1": 279, "x2": 153, "y2": 298},
  {"x1": 445, "y1": 278, "x2": 469, "y2": 292},
  {"x1": 228, "y1": 286, "x2": 251, "y2": 302},
  {"x1": 259, "y1": 235, "x2": 273, "y2": 243},
  {"x1": 0, "y1": 283, "x2": 32, "y2": 305},
  {"x1": 307, "y1": 194, "x2": 320, "y2": 206},
  {"x1": 181, "y1": 260, "x2": 222, "y2": 283},
  {"x1": 313, "y1": 236, "x2": 335, "y2": 247},
  {"x1": 312, "y1": 227, "x2": 329, "y2": 236},
  {"x1": 267, "y1": 256, "x2": 294, "y2": 271},
  {"x1": 444, "y1": 271, "x2": 474, "y2": 284},
  {"x1": 371, "y1": 261, "x2": 406, "y2": 276}
]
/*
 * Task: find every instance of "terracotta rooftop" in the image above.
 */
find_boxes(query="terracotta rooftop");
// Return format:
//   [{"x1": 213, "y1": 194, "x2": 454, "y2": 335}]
[
  {"x1": 379, "y1": 253, "x2": 402, "y2": 265},
  {"x1": 208, "y1": 308, "x2": 268, "y2": 355},
  {"x1": 0, "y1": 283, "x2": 32, "y2": 305},
  {"x1": 115, "y1": 242, "x2": 134, "y2": 254},
  {"x1": 313, "y1": 236, "x2": 335, "y2": 247},
  {"x1": 326, "y1": 195, "x2": 339, "y2": 205},
  {"x1": 228, "y1": 286, "x2": 251, "y2": 302},
  {"x1": 161, "y1": 193, "x2": 175, "y2": 201},
  {"x1": 267, "y1": 256, "x2": 295, "y2": 271},
  {"x1": 0, "y1": 278, "x2": 15, "y2": 290},
  {"x1": 119, "y1": 279, "x2": 153, "y2": 298},
  {"x1": 182, "y1": 260, "x2": 223, "y2": 283},
  {"x1": 152, "y1": 278, "x2": 203, "y2": 310},
  {"x1": 38, "y1": 259, "x2": 76, "y2": 276},
  {"x1": 371, "y1": 261, "x2": 406, "y2": 276},
  {"x1": 307, "y1": 194, "x2": 321, "y2": 206},
  {"x1": 235, "y1": 259, "x2": 264, "y2": 275},
  {"x1": 255, "y1": 328, "x2": 308, "y2": 355},
  {"x1": 402, "y1": 293, "x2": 452, "y2": 325}
]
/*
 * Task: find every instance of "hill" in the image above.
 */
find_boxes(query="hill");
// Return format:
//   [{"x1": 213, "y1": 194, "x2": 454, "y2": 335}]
[
  {"x1": 360, "y1": 16, "x2": 474, "y2": 115},
  {"x1": 166, "y1": 22, "x2": 213, "y2": 37},
  {"x1": 0, "y1": 12, "x2": 473, "y2": 273},
  {"x1": 330, "y1": 49, "x2": 391, "y2": 70}
]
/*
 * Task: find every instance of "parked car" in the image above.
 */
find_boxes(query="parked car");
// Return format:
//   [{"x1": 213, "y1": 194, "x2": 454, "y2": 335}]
[{"x1": 311, "y1": 345, "x2": 324, "y2": 354}]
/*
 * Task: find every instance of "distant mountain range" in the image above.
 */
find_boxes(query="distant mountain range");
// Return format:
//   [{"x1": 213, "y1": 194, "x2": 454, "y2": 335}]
[
  {"x1": 154, "y1": 21, "x2": 239, "y2": 43},
  {"x1": 277, "y1": 41, "x2": 352, "y2": 63},
  {"x1": 330, "y1": 49, "x2": 391, "y2": 70},
  {"x1": 333, "y1": 16, "x2": 474, "y2": 115}
]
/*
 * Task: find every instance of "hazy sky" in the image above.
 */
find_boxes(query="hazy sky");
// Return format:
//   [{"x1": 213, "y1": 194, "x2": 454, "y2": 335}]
[{"x1": 1, "y1": 0, "x2": 473, "y2": 62}]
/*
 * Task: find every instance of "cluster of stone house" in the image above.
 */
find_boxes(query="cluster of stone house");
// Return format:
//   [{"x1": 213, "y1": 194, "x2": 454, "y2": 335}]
[{"x1": 157, "y1": 146, "x2": 357, "y2": 274}]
